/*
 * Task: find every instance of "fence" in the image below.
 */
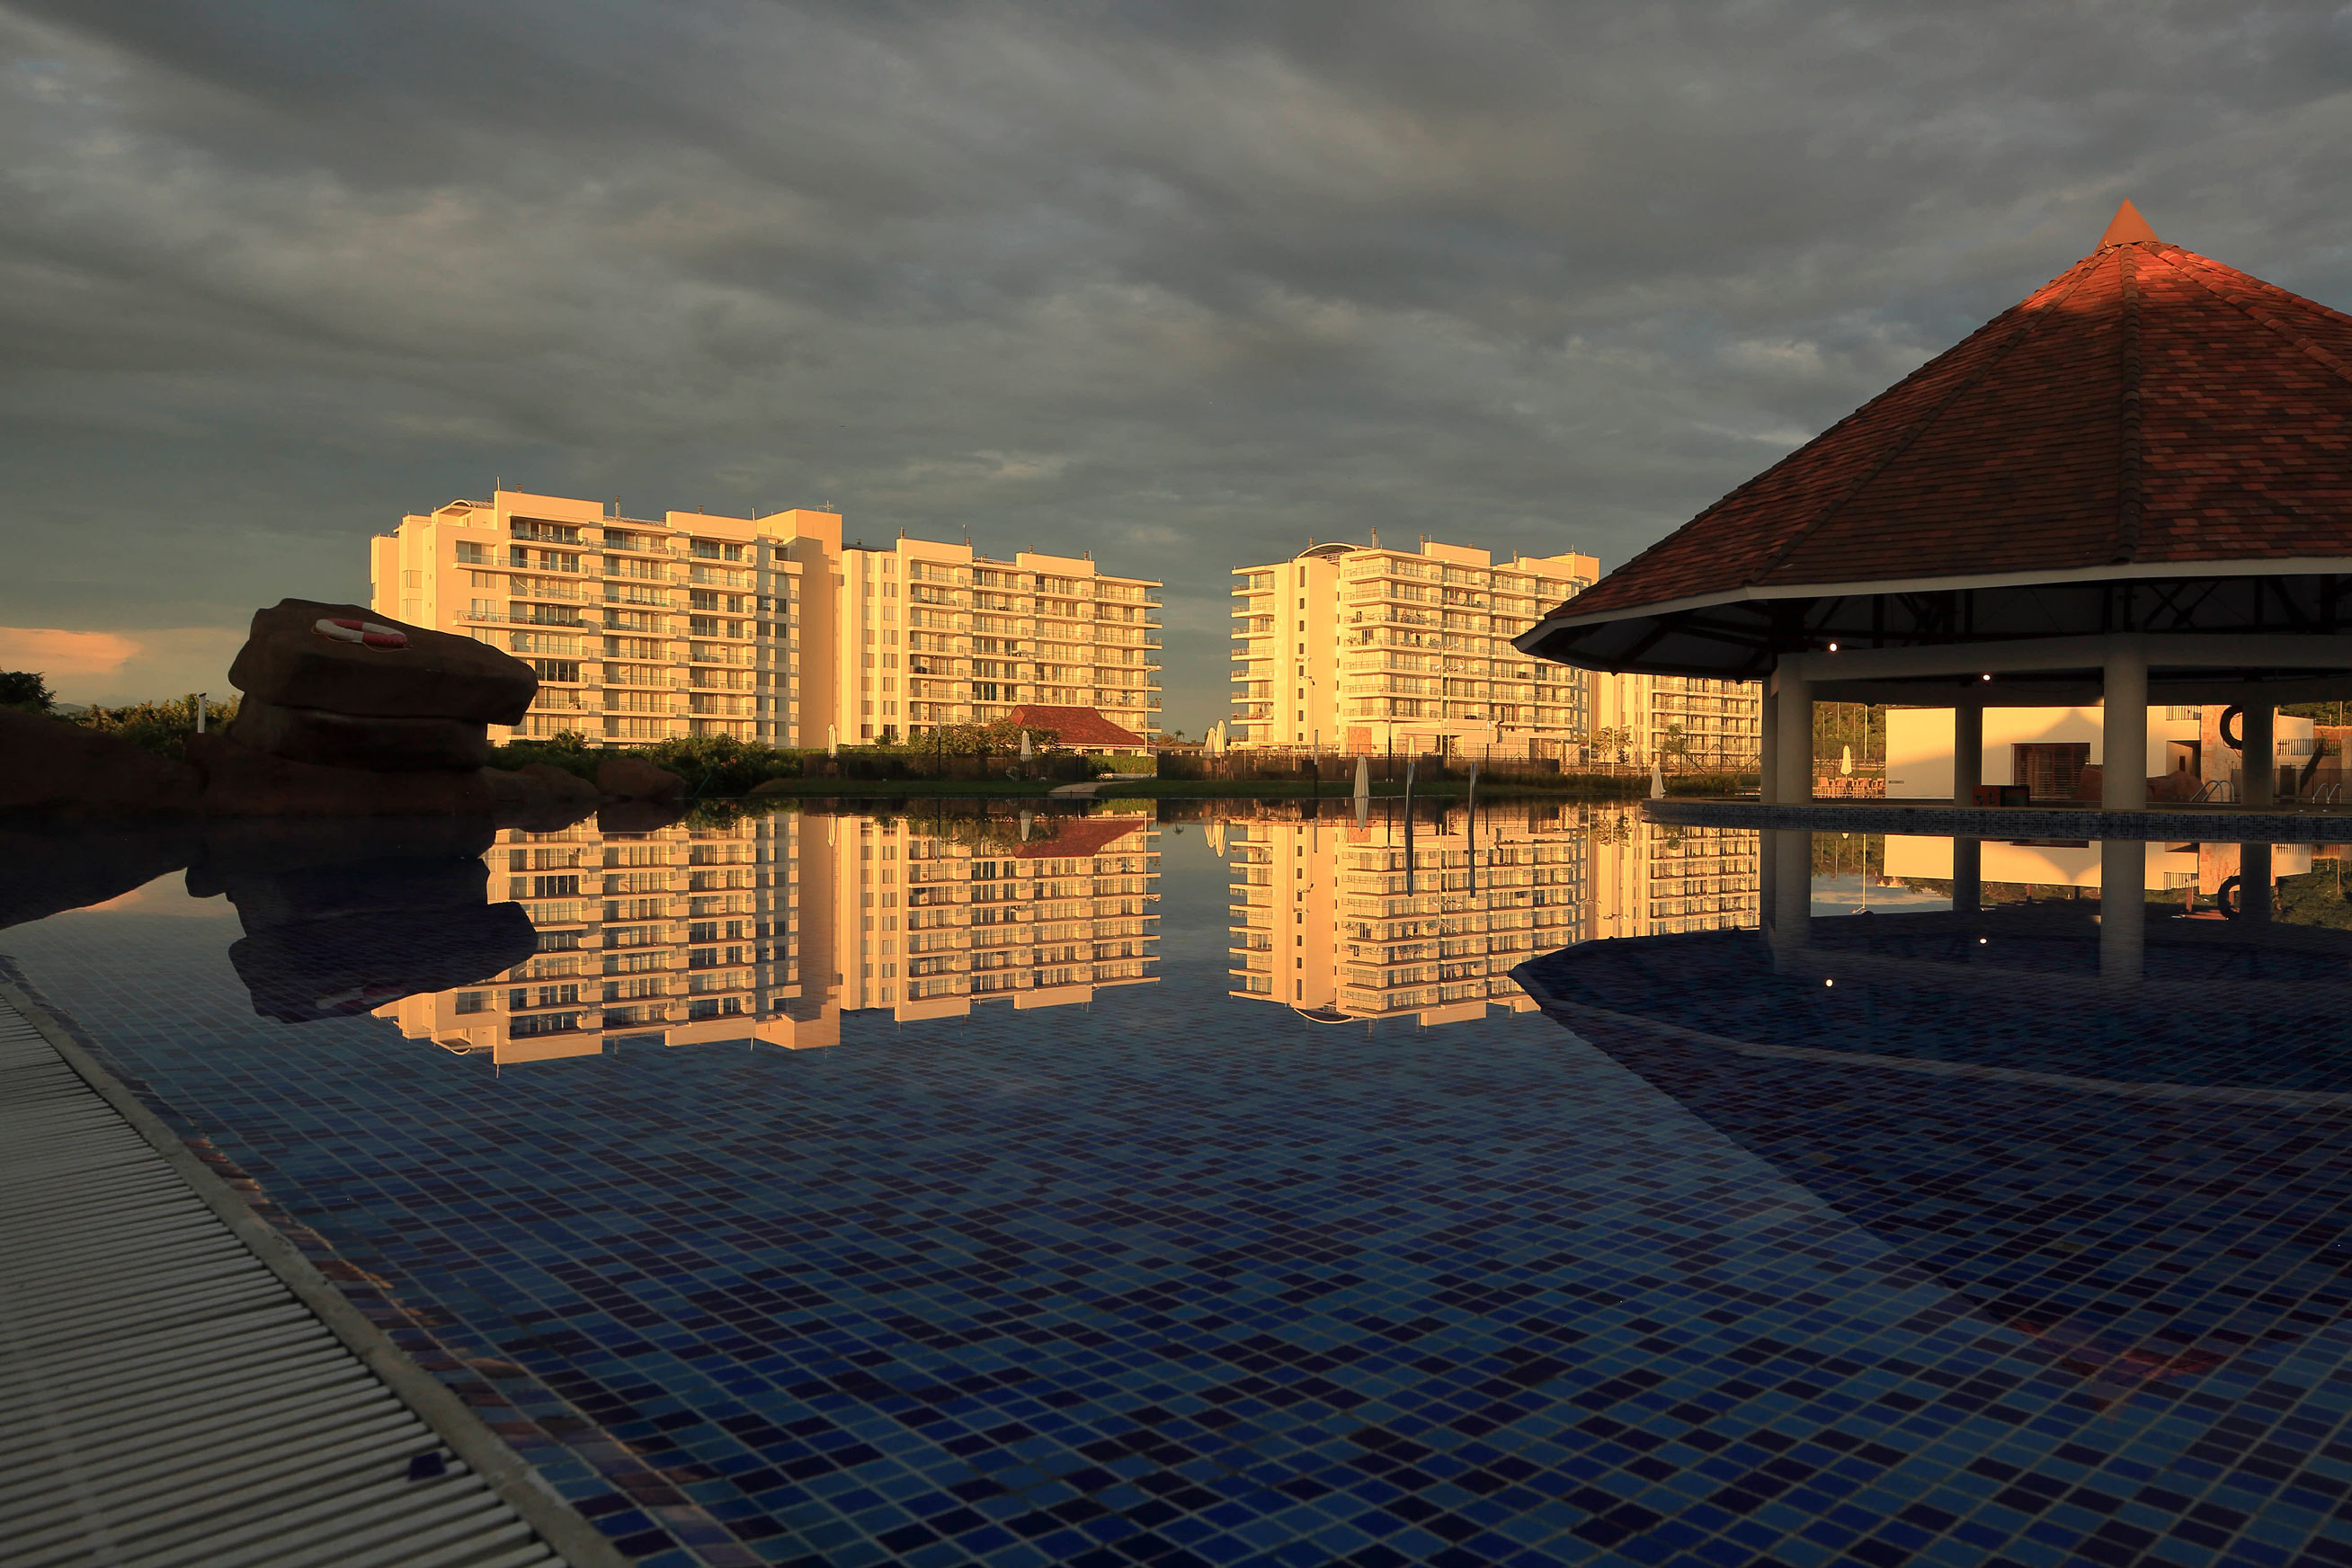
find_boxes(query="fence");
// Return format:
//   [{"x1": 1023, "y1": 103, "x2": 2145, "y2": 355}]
[
  {"x1": 1163, "y1": 748, "x2": 1764, "y2": 788},
  {"x1": 793, "y1": 751, "x2": 1098, "y2": 784}
]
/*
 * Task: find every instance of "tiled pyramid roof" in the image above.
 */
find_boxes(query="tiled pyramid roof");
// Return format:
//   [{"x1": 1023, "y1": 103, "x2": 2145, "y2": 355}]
[
  {"x1": 1554, "y1": 216, "x2": 2352, "y2": 626},
  {"x1": 1010, "y1": 705, "x2": 1146, "y2": 748}
]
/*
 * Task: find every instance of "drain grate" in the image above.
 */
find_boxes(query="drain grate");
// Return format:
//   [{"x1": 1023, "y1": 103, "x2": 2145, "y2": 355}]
[{"x1": 0, "y1": 1002, "x2": 567, "y2": 1568}]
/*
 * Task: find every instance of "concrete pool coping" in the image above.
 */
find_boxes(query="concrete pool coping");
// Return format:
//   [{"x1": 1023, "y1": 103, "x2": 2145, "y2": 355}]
[{"x1": 0, "y1": 979, "x2": 628, "y2": 1568}]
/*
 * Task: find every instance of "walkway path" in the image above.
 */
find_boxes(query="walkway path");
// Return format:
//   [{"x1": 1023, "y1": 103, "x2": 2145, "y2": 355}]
[{"x1": 0, "y1": 992, "x2": 601, "y2": 1568}]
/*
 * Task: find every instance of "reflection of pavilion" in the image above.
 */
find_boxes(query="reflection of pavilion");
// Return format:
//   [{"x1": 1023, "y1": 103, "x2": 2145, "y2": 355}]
[
  {"x1": 1515, "y1": 897, "x2": 2352, "y2": 1396},
  {"x1": 1225, "y1": 806, "x2": 1757, "y2": 1025},
  {"x1": 375, "y1": 808, "x2": 1159, "y2": 1064},
  {"x1": 1882, "y1": 835, "x2": 2314, "y2": 900}
]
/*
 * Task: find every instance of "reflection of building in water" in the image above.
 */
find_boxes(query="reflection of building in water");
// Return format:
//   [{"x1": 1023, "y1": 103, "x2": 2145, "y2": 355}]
[
  {"x1": 1586, "y1": 820, "x2": 1761, "y2": 940},
  {"x1": 377, "y1": 810, "x2": 1159, "y2": 1064},
  {"x1": 835, "y1": 812, "x2": 1159, "y2": 1020},
  {"x1": 1224, "y1": 806, "x2": 1757, "y2": 1027},
  {"x1": 1884, "y1": 836, "x2": 2312, "y2": 899}
]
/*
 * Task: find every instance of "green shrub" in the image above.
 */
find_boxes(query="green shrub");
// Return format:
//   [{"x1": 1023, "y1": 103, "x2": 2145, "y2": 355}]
[
  {"x1": 874, "y1": 718, "x2": 1062, "y2": 757},
  {"x1": 71, "y1": 694, "x2": 241, "y2": 763},
  {"x1": 486, "y1": 731, "x2": 602, "y2": 780}
]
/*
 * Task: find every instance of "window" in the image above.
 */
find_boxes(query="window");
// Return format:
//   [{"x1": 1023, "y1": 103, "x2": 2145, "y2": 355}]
[
  {"x1": 454, "y1": 991, "x2": 489, "y2": 1014},
  {"x1": 531, "y1": 875, "x2": 579, "y2": 898}
]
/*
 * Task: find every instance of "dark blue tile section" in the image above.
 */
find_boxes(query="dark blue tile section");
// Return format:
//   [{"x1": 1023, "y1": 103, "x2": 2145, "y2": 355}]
[{"x1": 8, "y1": 826, "x2": 2352, "y2": 1567}]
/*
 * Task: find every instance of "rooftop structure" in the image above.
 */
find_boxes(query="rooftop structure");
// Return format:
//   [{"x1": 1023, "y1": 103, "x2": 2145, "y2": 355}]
[{"x1": 1518, "y1": 202, "x2": 2352, "y2": 813}]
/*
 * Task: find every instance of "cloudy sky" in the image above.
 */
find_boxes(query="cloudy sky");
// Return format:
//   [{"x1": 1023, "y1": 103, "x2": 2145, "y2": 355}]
[{"x1": 6, "y1": 2, "x2": 2352, "y2": 728}]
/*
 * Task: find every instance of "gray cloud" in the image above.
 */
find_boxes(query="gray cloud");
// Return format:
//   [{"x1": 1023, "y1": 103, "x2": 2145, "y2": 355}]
[{"x1": 6, "y1": 1, "x2": 2352, "y2": 717}]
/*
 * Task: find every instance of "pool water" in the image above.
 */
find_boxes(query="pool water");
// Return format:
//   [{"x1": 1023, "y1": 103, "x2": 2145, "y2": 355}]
[{"x1": 6, "y1": 803, "x2": 2352, "y2": 1568}]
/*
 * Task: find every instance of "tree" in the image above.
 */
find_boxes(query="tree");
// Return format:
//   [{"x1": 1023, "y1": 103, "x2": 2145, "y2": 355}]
[{"x1": 0, "y1": 670, "x2": 53, "y2": 713}]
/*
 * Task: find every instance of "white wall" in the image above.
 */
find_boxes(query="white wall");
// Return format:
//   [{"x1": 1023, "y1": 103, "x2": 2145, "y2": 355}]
[{"x1": 1884, "y1": 706, "x2": 2203, "y2": 799}]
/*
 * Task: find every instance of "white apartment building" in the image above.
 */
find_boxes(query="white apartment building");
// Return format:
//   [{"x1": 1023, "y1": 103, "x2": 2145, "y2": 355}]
[
  {"x1": 1588, "y1": 673, "x2": 1765, "y2": 771},
  {"x1": 1230, "y1": 539, "x2": 1599, "y2": 756},
  {"x1": 371, "y1": 489, "x2": 1162, "y2": 748}
]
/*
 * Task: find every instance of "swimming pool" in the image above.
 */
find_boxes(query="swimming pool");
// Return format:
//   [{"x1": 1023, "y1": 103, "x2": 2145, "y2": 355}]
[{"x1": 5, "y1": 802, "x2": 2349, "y2": 1566}]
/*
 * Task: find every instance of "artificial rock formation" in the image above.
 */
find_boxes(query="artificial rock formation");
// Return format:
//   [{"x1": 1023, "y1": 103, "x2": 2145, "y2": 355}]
[
  {"x1": 204, "y1": 599, "x2": 539, "y2": 814},
  {"x1": 229, "y1": 599, "x2": 535, "y2": 724}
]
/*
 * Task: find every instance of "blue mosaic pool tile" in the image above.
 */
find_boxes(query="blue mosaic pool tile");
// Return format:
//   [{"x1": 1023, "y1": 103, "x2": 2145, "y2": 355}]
[{"x1": 14, "y1": 827, "x2": 2352, "y2": 1565}]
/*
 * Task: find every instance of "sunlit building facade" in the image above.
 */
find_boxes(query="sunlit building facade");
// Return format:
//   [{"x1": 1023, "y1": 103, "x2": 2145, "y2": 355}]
[
  {"x1": 375, "y1": 808, "x2": 1161, "y2": 1065},
  {"x1": 1229, "y1": 539, "x2": 1599, "y2": 756},
  {"x1": 1587, "y1": 673, "x2": 1764, "y2": 771},
  {"x1": 370, "y1": 489, "x2": 1161, "y2": 749}
]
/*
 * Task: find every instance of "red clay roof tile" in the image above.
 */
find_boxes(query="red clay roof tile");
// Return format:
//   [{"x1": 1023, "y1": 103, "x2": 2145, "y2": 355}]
[
  {"x1": 1008, "y1": 705, "x2": 1146, "y2": 748},
  {"x1": 1557, "y1": 236, "x2": 2352, "y2": 623}
]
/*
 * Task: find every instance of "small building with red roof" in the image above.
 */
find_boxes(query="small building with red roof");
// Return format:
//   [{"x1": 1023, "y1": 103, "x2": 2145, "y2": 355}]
[{"x1": 1009, "y1": 704, "x2": 1147, "y2": 753}]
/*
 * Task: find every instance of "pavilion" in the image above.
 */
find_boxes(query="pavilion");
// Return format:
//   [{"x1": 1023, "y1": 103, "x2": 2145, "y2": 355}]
[{"x1": 1517, "y1": 201, "x2": 2352, "y2": 814}]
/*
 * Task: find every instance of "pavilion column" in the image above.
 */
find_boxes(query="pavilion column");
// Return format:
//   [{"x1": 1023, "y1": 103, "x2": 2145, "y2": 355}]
[
  {"x1": 1950, "y1": 837, "x2": 1982, "y2": 916},
  {"x1": 2241, "y1": 842, "x2": 2273, "y2": 922},
  {"x1": 2101, "y1": 640, "x2": 2148, "y2": 812},
  {"x1": 1952, "y1": 699, "x2": 1983, "y2": 808},
  {"x1": 1759, "y1": 681, "x2": 1780, "y2": 806},
  {"x1": 2100, "y1": 840, "x2": 2145, "y2": 984},
  {"x1": 1775, "y1": 666, "x2": 1813, "y2": 806},
  {"x1": 1768, "y1": 828, "x2": 1811, "y2": 959},
  {"x1": 2242, "y1": 702, "x2": 2276, "y2": 809}
]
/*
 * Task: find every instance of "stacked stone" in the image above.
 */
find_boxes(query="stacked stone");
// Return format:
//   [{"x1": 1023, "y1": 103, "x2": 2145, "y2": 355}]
[{"x1": 227, "y1": 598, "x2": 537, "y2": 771}]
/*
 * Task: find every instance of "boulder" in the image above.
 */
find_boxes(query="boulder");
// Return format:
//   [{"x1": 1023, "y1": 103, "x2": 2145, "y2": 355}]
[
  {"x1": 0, "y1": 708, "x2": 203, "y2": 815},
  {"x1": 228, "y1": 599, "x2": 537, "y2": 723},
  {"x1": 229, "y1": 697, "x2": 490, "y2": 772},
  {"x1": 190, "y1": 732, "x2": 494, "y2": 816},
  {"x1": 597, "y1": 755, "x2": 688, "y2": 802}
]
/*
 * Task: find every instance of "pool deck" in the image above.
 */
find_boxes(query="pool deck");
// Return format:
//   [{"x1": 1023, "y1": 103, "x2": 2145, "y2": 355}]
[
  {"x1": 0, "y1": 987, "x2": 623, "y2": 1568},
  {"x1": 1646, "y1": 795, "x2": 2352, "y2": 841}
]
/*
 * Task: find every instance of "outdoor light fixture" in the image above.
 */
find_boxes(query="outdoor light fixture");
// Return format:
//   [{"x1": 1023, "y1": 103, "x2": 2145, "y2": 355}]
[
  {"x1": 1982, "y1": 673, "x2": 1991, "y2": 682},
  {"x1": 1823, "y1": 978, "x2": 1835, "y2": 987},
  {"x1": 1828, "y1": 642, "x2": 1839, "y2": 651}
]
